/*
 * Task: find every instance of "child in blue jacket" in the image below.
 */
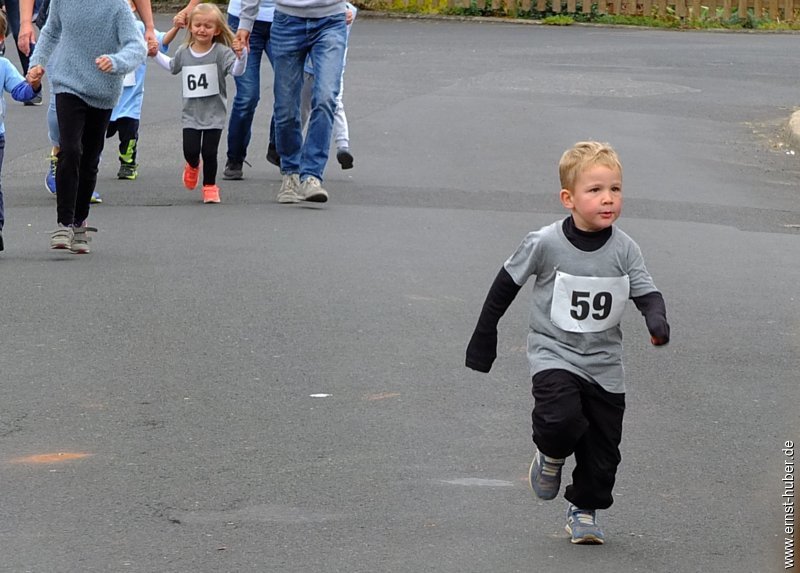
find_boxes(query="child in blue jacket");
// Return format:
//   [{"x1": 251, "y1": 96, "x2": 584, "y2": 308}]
[
  {"x1": 0, "y1": 9, "x2": 42, "y2": 252},
  {"x1": 106, "y1": 0, "x2": 178, "y2": 181}
]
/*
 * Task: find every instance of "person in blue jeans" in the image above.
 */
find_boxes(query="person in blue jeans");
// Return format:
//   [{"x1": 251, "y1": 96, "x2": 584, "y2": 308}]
[
  {"x1": 261, "y1": 0, "x2": 346, "y2": 204},
  {"x1": 1, "y1": 0, "x2": 41, "y2": 82},
  {"x1": 174, "y1": 0, "x2": 276, "y2": 181}
]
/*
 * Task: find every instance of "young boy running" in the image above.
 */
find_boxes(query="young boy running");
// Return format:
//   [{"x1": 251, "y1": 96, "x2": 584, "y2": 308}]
[
  {"x1": 466, "y1": 141, "x2": 670, "y2": 545},
  {"x1": 107, "y1": 0, "x2": 178, "y2": 181}
]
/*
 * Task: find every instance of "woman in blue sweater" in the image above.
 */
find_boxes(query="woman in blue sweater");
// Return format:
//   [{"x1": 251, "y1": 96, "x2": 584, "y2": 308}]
[{"x1": 27, "y1": 0, "x2": 146, "y2": 254}]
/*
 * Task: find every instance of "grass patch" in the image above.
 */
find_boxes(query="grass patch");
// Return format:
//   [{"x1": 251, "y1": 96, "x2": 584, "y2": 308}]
[{"x1": 541, "y1": 14, "x2": 575, "y2": 24}]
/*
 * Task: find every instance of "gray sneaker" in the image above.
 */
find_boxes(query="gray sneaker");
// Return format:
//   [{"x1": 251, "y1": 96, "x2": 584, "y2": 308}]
[
  {"x1": 300, "y1": 176, "x2": 329, "y2": 203},
  {"x1": 529, "y1": 449, "x2": 565, "y2": 500},
  {"x1": 24, "y1": 93, "x2": 43, "y2": 106},
  {"x1": 565, "y1": 504, "x2": 605, "y2": 545},
  {"x1": 50, "y1": 224, "x2": 73, "y2": 250},
  {"x1": 223, "y1": 160, "x2": 243, "y2": 180},
  {"x1": 70, "y1": 225, "x2": 98, "y2": 254},
  {"x1": 277, "y1": 174, "x2": 301, "y2": 204}
]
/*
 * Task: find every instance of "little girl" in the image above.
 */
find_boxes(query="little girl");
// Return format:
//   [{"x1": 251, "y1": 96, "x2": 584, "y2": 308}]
[{"x1": 154, "y1": 3, "x2": 246, "y2": 204}]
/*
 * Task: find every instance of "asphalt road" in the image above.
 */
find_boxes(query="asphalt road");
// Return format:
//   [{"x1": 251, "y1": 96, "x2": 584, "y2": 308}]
[{"x1": 0, "y1": 15, "x2": 799, "y2": 573}]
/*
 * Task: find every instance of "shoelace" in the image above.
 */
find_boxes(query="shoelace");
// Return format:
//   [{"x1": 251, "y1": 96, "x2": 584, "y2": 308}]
[
  {"x1": 540, "y1": 454, "x2": 565, "y2": 477},
  {"x1": 73, "y1": 226, "x2": 98, "y2": 239},
  {"x1": 573, "y1": 510, "x2": 596, "y2": 526}
]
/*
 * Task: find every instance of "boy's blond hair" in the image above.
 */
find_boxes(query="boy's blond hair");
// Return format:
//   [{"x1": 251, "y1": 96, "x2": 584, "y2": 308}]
[
  {"x1": 0, "y1": 11, "x2": 7, "y2": 38},
  {"x1": 559, "y1": 141, "x2": 622, "y2": 191},
  {"x1": 184, "y1": 3, "x2": 235, "y2": 48}
]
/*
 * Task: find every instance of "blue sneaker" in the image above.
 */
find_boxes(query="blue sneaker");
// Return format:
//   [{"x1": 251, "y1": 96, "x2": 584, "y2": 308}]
[
  {"x1": 45, "y1": 155, "x2": 57, "y2": 195},
  {"x1": 565, "y1": 504, "x2": 605, "y2": 545},
  {"x1": 528, "y1": 449, "x2": 565, "y2": 500},
  {"x1": 91, "y1": 191, "x2": 102, "y2": 204}
]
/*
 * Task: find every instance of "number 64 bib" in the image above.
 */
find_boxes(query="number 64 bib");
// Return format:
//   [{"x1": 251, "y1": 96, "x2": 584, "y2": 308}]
[
  {"x1": 550, "y1": 271, "x2": 630, "y2": 333},
  {"x1": 182, "y1": 64, "x2": 220, "y2": 98}
]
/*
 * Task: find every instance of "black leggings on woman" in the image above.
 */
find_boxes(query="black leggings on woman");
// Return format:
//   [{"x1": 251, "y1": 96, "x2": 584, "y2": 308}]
[
  {"x1": 183, "y1": 128, "x2": 222, "y2": 186},
  {"x1": 56, "y1": 93, "x2": 112, "y2": 226}
]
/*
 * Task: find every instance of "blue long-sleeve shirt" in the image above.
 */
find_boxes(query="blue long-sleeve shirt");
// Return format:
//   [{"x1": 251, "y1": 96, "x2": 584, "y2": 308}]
[
  {"x1": 29, "y1": 0, "x2": 146, "y2": 110},
  {"x1": 0, "y1": 58, "x2": 40, "y2": 136}
]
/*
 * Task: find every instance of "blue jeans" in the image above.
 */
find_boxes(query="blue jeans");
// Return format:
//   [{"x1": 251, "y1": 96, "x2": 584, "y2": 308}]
[
  {"x1": 227, "y1": 14, "x2": 273, "y2": 163},
  {"x1": 271, "y1": 11, "x2": 346, "y2": 181},
  {"x1": 48, "y1": 77, "x2": 59, "y2": 147},
  {"x1": 0, "y1": 134, "x2": 5, "y2": 230}
]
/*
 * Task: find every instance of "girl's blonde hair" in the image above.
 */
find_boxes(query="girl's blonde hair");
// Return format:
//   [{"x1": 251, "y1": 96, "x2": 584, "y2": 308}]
[
  {"x1": 184, "y1": 3, "x2": 235, "y2": 48},
  {"x1": 559, "y1": 141, "x2": 622, "y2": 191}
]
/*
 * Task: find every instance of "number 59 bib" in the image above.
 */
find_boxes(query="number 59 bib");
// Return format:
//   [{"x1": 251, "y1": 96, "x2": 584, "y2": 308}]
[
  {"x1": 550, "y1": 271, "x2": 630, "y2": 333},
  {"x1": 182, "y1": 64, "x2": 220, "y2": 98}
]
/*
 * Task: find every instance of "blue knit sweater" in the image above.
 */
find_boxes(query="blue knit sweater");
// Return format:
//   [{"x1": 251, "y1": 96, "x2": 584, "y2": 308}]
[{"x1": 29, "y1": 0, "x2": 147, "y2": 110}]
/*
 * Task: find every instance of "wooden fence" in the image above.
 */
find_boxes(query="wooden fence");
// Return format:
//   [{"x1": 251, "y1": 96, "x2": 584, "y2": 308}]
[{"x1": 434, "y1": 0, "x2": 798, "y2": 20}]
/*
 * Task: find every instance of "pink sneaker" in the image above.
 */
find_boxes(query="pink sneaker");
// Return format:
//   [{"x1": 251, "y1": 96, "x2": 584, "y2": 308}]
[
  {"x1": 183, "y1": 163, "x2": 199, "y2": 190},
  {"x1": 202, "y1": 184, "x2": 220, "y2": 204}
]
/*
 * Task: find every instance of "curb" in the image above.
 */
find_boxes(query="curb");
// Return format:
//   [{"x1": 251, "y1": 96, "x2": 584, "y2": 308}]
[{"x1": 788, "y1": 110, "x2": 800, "y2": 149}]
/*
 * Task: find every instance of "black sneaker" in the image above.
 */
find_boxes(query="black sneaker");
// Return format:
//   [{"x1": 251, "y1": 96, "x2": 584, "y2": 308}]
[
  {"x1": 266, "y1": 144, "x2": 280, "y2": 167},
  {"x1": 336, "y1": 147, "x2": 354, "y2": 170},
  {"x1": 0, "y1": 230, "x2": 4, "y2": 252},
  {"x1": 223, "y1": 160, "x2": 243, "y2": 180}
]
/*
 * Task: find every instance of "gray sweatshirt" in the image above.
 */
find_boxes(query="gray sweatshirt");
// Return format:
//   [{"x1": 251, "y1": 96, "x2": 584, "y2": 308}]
[
  {"x1": 273, "y1": 0, "x2": 345, "y2": 19},
  {"x1": 503, "y1": 221, "x2": 659, "y2": 393}
]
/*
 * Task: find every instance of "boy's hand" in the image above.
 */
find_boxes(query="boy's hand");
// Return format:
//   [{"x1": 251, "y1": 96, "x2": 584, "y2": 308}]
[
  {"x1": 644, "y1": 313, "x2": 670, "y2": 347},
  {"x1": 28, "y1": 76, "x2": 41, "y2": 91},
  {"x1": 26, "y1": 64, "x2": 45, "y2": 84},
  {"x1": 96, "y1": 56, "x2": 113, "y2": 73}
]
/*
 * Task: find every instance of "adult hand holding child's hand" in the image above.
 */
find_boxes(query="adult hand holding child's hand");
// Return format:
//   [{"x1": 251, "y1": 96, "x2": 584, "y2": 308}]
[{"x1": 26, "y1": 65, "x2": 45, "y2": 84}]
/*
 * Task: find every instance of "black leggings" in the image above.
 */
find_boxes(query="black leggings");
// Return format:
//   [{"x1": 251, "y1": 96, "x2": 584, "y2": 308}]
[
  {"x1": 55, "y1": 93, "x2": 112, "y2": 226},
  {"x1": 183, "y1": 128, "x2": 221, "y2": 186},
  {"x1": 531, "y1": 369, "x2": 625, "y2": 510}
]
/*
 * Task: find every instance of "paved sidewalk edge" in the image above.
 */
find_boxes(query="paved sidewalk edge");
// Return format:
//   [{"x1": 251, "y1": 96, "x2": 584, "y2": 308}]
[{"x1": 788, "y1": 110, "x2": 800, "y2": 149}]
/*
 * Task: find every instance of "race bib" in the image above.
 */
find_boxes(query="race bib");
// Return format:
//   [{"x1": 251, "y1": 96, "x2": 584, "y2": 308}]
[
  {"x1": 550, "y1": 271, "x2": 630, "y2": 333},
  {"x1": 181, "y1": 64, "x2": 219, "y2": 98},
  {"x1": 123, "y1": 71, "x2": 137, "y2": 87}
]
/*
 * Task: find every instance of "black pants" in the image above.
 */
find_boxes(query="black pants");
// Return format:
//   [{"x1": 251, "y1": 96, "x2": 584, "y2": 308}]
[
  {"x1": 531, "y1": 369, "x2": 625, "y2": 510},
  {"x1": 55, "y1": 93, "x2": 111, "y2": 226},
  {"x1": 183, "y1": 128, "x2": 222, "y2": 186},
  {"x1": 106, "y1": 117, "x2": 139, "y2": 165}
]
